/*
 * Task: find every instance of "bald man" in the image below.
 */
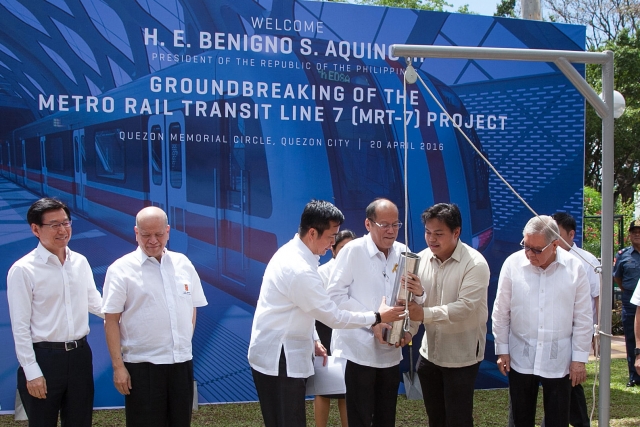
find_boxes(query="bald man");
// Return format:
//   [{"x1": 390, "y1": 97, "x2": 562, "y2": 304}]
[{"x1": 103, "y1": 207, "x2": 208, "y2": 427}]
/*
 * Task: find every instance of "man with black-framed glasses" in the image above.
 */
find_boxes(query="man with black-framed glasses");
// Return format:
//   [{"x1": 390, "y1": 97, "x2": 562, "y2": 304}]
[
  {"x1": 248, "y1": 200, "x2": 405, "y2": 427},
  {"x1": 327, "y1": 198, "x2": 424, "y2": 427},
  {"x1": 7, "y1": 198, "x2": 103, "y2": 427},
  {"x1": 492, "y1": 215, "x2": 592, "y2": 427}
]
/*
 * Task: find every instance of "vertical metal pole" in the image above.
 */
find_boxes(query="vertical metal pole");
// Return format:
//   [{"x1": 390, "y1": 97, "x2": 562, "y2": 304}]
[{"x1": 599, "y1": 49, "x2": 614, "y2": 426}]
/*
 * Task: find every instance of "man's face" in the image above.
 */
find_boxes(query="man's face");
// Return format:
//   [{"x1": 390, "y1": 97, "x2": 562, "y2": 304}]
[
  {"x1": 424, "y1": 218, "x2": 460, "y2": 261},
  {"x1": 366, "y1": 205, "x2": 400, "y2": 253},
  {"x1": 135, "y1": 216, "x2": 170, "y2": 260},
  {"x1": 309, "y1": 221, "x2": 340, "y2": 256},
  {"x1": 523, "y1": 233, "x2": 557, "y2": 269},
  {"x1": 630, "y1": 228, "x2": 640, "y2": 247},
  {"x1": 31, "y1": 208, "x2": 71, "y2": 255},
  {"x1": 556, "y1": 226, "x2": 574, "y2": 251}
]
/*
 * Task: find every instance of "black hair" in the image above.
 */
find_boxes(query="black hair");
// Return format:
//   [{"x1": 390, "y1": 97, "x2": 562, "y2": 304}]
[
  {"x1": 299, "y1": 200, "x2": 344, "y2": 237},
  {"x1": 27, "y1": 198, "x2": 71, "y2": 226},
  {"x1": 421, "y1": 203, "x2": 462, "y2": 233},
  {"x1": 333, "y1": 229, "x2": 356, "y2": 250},
  {"x1": 551, "y1": 212, "x2": 577, "y2": 233}
]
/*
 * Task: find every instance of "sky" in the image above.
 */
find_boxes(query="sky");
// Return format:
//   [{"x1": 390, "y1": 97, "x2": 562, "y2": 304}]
[{"x1": 445, "y1": 0, "x2": 500, "y2": 16}]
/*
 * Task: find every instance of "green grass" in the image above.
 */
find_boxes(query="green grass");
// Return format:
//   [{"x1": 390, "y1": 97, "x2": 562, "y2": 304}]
[{"x1": 1, "y1": 359, "x2": 638, "y2": 426}]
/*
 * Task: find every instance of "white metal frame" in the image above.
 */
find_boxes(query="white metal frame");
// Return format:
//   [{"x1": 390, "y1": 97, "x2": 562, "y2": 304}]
[{"x1": 391, "y1": 44, "x2": 615, "y2": 426}]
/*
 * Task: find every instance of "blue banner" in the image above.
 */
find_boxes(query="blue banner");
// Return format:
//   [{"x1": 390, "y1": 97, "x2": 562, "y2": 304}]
[{"x1": 0, "y1": 0, "x2": 585, "y2": 410}]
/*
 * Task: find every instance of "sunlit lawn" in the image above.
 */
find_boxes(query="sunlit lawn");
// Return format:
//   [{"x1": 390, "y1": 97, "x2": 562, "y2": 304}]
[{"x1": 1, "y1": 358, "x2": 637, "y2": 426}]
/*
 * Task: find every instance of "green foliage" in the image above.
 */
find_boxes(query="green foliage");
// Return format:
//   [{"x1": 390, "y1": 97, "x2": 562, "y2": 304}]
[
  {"x1": 583, "y1": 186, "x2": 636, "y2": 258},
  {"x1": 455, "y1": 4, "x2": 476, "y2": 14},
  {"x1": 494, "y1": 0, "x2": 516, "y2": 17},
  {"x1": 354, "y1": 0, "x2": 453, "y2": 12},
  {"x1": 585, "y1": 30, "x2": 640, "y2": 203}
]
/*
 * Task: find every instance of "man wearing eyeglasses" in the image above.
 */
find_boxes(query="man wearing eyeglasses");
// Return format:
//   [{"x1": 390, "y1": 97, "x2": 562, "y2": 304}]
[
  {"x1": 102, "y1": 206, "x2": 208, "y2": 427},
  {"x1": 327, "y1": 198, "x2": 424, "y2": 427},
  {"x1": 7, "y1": 198, "x2": 103, "y2": 427},
  {"x1": 248, "y1": 200, "x2": 405, "y2": 427},
  {"x1": 492, "y1": 215, "x2": 592, "y2": 427}
]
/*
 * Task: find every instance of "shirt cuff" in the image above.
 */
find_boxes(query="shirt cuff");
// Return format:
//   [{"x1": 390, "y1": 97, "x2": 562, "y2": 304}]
[
  {"x1": 23, "y1": 362, "x2": 44, "y2": 382},
  {"x1": 572, "y1": 351, "x2": 589, "y2": 363},
  {"x1": 422, "y1": 307, "x2": 433, "y2": 324},
  {"x1": 366, "y1": 311, "x2": 376, "y2": 328},
  {"x1": 413, "y1": 292, "x2": 426, "y2": 305},
  {"x1": 495, "y1": 343, "x2": 509, "y2": 355}
]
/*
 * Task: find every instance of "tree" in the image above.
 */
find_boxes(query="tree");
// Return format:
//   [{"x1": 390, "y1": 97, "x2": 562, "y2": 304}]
[
  {"x1": 583, "y1": 186, "x2": 635, "y2": 256},
  {"x1": 353, "y1": 0, "x2": 455, "y2": 12},
  {"x1": 545, "y1": 0, "x2": 639, "y2": 50},
  {"x1": 494, "y1": 0, "x2": 516, "y2": 17},
  {"x1": 584, "y1": 30, "x2": 640, "y2": 202}
]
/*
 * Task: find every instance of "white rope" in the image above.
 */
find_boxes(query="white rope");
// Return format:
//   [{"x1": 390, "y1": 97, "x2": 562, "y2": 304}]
[{"x1": 402, "y1": 59, "x2": 411, "y2": 331}]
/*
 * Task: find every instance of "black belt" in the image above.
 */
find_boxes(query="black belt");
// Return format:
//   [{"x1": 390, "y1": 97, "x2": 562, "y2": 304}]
[{"x1": 33, "y1": 336, "x2": 87, "y2": 351}]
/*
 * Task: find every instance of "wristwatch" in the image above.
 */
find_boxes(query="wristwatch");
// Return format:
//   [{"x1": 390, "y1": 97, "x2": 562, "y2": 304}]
[
  {"x1": 634, "y1": 348, "x2": 640, "y2": 357},
  {"x1": 372, "y1": 312, "x2": 382, "y2": 326}
]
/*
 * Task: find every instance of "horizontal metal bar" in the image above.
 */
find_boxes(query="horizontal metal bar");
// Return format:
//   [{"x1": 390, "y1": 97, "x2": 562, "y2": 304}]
[{"x1": 391, "y1": 44, "x2": 610, "y2": 64}]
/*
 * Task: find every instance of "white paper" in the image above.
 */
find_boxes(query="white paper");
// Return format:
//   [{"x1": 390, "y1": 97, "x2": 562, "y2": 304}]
[{"x1": 305, "y1": 356, "x2": 347, "y2": 396}]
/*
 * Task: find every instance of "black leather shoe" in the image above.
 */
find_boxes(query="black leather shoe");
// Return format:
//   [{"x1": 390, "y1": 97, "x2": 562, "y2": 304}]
[{"x1": 626, "y1": 380, "x2": 637, "y2": 387}]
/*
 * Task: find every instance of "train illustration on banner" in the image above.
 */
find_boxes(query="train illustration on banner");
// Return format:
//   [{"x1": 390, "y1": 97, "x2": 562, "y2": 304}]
[{"x1": 0, "y1": 40, "x2": 493, "y2": 305}]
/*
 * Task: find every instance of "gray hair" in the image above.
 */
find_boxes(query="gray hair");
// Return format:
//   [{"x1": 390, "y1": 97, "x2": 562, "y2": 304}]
[{"x1": 523, "y1": 215, "x2": 559, "y2": 244}]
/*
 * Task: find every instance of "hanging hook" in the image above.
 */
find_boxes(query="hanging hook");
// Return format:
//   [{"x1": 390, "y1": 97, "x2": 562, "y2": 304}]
[{"x1": 404, "y1": 57, "x2": 417, "y2": 84}]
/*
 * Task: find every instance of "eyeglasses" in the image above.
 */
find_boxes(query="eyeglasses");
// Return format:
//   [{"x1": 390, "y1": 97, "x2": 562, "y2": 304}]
[
  {"x1": 369, "y1": 220, "x2": 403, "y2": 231},
  {"x1": 40, "y1": 220, "x2": 72, "y2": 230},
  {"x1": 520, "y1": 238, "x2": 554, "y2": 255}
]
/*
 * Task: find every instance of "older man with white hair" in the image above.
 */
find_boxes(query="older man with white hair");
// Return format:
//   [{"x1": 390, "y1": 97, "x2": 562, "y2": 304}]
[
  {"x1": 492, "y1": 215, "x2": 592, "y2": 427},
  {"x1": 103, "y1": 206, "x2": 208, "y2": 427}
]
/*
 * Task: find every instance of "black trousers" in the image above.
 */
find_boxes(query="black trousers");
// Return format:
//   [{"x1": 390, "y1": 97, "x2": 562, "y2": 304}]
[
  {"x1": 252, "y1": 349, "x2": 307, "y2": 427},
  {"x1": 17, "y1": 340, "x2": 94, "y2": 427},
  {"x1": 124, "y1": 360, "x2": 193, "y2": 427},
  {"x1": 509, "y1": 368, "x2": 572, "y2": 427},
  {"x1": 416, "y1": 356, "x2": 480, "y2": 427},
  {"x1": 344, "y1": 360, "x2": 400, "y2": 427},
  {"x1": 509, "y1": 383, "x2": 590, "y2": 427}
]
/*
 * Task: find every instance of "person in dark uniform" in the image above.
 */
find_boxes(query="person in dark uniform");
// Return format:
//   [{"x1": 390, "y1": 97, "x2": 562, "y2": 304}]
[{"x1": 613, "y1": 219, "x2": 640, "y2": 387}]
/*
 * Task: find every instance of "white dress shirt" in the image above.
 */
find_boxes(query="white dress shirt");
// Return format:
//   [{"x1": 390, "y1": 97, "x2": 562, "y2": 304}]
[
  {"x1": 102, "y1": 247, "x2": 208, "y2": 364},
  {"x1": 318, "y1": 258, "x2": 336, "y2": 289},
  {"x1": 327, "y1": 234, "x2": 419, "y2": 368},
  {"x1": 569, "y1": 244, "x2": 600, "y2": 325},
  {"x1": 492, "y1": 248, "x2": 593, "y2": 378},
  {"x1": 7, "y1": 243, "x2": 103, "y2": 381},
  {"x1": 630, "y1": 278, "x2": 640, "y2": 305},
  {"x1": 248, "y1": 235, "x2": 376, "y2": 378}
]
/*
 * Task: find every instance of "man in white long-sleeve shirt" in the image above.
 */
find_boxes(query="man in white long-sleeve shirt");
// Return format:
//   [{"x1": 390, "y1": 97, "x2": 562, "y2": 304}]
[
  {"x1": 492, "y1": 215, "x2": 592, "y2": 427},
  {"x1": 327, "y1": 198, "x2": 424, "y2": 427},
  {"x1": 248, "y1": 200, "x2": 405, "y2": 427},
  {"x1": 7, "y1": 198, "x2": 103, "y2": 427}
]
